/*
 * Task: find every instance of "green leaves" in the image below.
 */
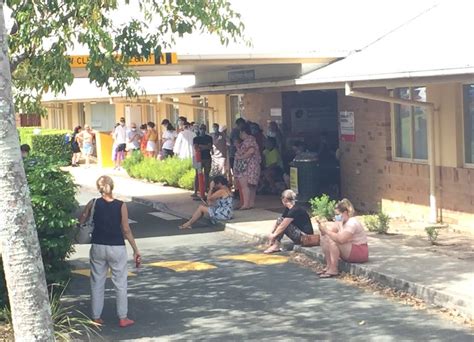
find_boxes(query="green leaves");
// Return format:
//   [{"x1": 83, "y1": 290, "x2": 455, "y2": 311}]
[{"x1": 7, "y1": 0, "x2": 246, "y2": 114}]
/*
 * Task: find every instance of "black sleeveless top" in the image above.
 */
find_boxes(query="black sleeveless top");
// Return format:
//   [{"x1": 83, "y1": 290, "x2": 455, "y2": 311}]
[{"x1": 91, "y1": 198, "x2": 125, "y2": 246}]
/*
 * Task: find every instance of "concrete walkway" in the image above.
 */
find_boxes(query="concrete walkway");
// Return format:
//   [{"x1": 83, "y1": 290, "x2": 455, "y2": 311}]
[{"x1": 68, "y1": 165, "x2": 474, "y2": 319}]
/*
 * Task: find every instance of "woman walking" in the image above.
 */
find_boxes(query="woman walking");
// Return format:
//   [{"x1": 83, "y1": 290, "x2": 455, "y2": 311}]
[
  {"x1": 79, "y1": 175, "x2": 141, "y2": 327},
  {"x1": 76, "y1": 125, "x2": 95, "y2": 168},
  {"x1": 234, "y1": 123, "x2": 261, "y2": 210}
]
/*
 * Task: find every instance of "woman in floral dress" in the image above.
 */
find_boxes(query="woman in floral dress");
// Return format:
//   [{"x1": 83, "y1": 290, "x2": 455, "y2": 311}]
[{"x1": 234, "y1": 123, "x2": 261, "y2": 209}]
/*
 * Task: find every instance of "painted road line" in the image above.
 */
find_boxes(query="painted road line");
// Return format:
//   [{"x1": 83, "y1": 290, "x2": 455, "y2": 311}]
[
  {"x1": 128, "y1": 219, "x2": 137, "y2": 224},
  {"x1": 72, "y1": 269, "x2": 137, "y2": 277},
  {"x1": 148, "y1": 211, "x2": 182, "y2": 221},
  {"x1": 147, "y1": 261, "x2": 217, "y2": 272},
  {"x1": 219, "y1": 253, "x2": 289, "y2": 265}
]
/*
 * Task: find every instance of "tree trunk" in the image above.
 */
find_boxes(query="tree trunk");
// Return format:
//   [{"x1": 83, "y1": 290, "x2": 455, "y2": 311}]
[{"x1": 0, "y1": 2, "x2": 55, "y2": 341}]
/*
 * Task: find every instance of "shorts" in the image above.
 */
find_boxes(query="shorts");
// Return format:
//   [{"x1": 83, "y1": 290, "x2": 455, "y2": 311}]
[
  {"x1": 343, "y1": 243, "x2": 369, "y2": 263},
  {"x1": 146, "y1": 141, "x2": 157, "y2": 152},
  {"x1": 72, "y1": 143, "x2": 81, "y2": 153},
  {"x1": 82, "y1": 143, "x2": 93, "y2": 155},
  {"x1": 162, "y1": 148, "x2": 174, "y2": 158},
  {"x1": 116, "y1": 143, "x2": 126, "y2": 152}
]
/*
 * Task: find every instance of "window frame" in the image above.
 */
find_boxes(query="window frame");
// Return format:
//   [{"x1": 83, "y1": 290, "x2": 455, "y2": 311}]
[
  {"x1": 462, "y1": 83, "x2": 474, "y2": 168},
  {"x1": 391, "y1": 87, "x2": 428, "y2": 164}
]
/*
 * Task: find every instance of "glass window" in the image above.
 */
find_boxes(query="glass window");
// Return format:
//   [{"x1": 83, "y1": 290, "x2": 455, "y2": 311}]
[
  {"x1": 394, "y1": 87, "x2": 427, "y2": 160},
  {"x1": 193, "y1": 97, "x2": 209, "y2": 128},
  {"x1": 464, "y1": 84, "x2": 474, "y2": 164},
  {"x1": 229, "y1": 94, "x2": 244, "y2": 126}
]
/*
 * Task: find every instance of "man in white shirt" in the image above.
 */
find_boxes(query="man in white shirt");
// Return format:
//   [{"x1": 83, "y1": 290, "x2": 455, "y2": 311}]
[{"x1": 114, "y1": 117, "x2": 127, "y2": 170}]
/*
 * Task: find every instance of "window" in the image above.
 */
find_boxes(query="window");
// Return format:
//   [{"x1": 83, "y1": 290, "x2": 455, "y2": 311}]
[
  {"x1": 193, "y1": 97, "x2": 209, "y2": 127},
  {"x1": 146, "y1": 104, "x2": 156, "y2": 124},
  {"x1": 229, "y1": 94, "x2": 244, "y2": 125},
  {"x1": 464, "y1": 84, "x2": 474, "y2": 164},
  {"x1": 167, "y1": 98, "x2": 180, "y2": 126},
  {"x1": 393, "y1": 87, "x2": 427, "y2": 160}
]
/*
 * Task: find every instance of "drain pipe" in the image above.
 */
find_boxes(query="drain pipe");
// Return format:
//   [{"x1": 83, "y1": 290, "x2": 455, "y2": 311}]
[{"x1": 345, "y1": 82, "x2": 438, "y2": 223}]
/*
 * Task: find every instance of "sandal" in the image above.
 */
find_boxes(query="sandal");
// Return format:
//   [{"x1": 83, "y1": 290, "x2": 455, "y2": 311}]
[
  {"x1": 316, "y1": 269, "x2": 327, "y2": 275},
  {"x1": 319, "y1": 273, "x2": 339, "y2": 279},
  {"x1": 178, "y1": 224, "x2": 192, "y2": 230},
  {"x1": 263, "y1": 246, "x2": 282, "y2": 254}
]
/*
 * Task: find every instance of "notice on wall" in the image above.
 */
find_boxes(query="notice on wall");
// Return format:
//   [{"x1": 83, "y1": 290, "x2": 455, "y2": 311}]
[
  {"x1": 339, "y1": 111, "x2": 356, "y2": 142},
  {"x1": 270, "y1": 108, "x2": 282, "y2": 117},
  {"x1": 290, "y1": 167, "x2": 298, "y2": 194}
]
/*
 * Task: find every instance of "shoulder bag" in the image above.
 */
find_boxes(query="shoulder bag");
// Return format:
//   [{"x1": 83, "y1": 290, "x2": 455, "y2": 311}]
[{"x1": 76, "y1": 199, "x2": 97, "y2": 244}]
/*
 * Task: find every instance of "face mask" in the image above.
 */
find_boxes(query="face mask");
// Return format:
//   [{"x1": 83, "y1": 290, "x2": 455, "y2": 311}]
[
  {"x1": 199, "y1": 129, "x2": 206, "y2": 136},
  {"x1": 267, "y1": 131, "x2": 276, "y2": 138},
  {"x1": 120, "y1": 122, "x2": 125, "y2": 126},
  {"x1": 335, "y1": 214, "x2": 343, "y2": 222},
  {"x1": 131, "y1": 128, "x2": 136, "y2": 131},
  {"x1": 213, "y1": 128, "x2": 219, "y2": 133}
]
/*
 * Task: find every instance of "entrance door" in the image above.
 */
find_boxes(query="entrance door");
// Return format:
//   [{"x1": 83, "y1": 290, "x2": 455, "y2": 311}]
[
  {"x1": 91, "y1": 103, "x2": 116, "y2": 132},
  {"x1": 125, "y1": 105, "x2": 142, "y2": 127}
]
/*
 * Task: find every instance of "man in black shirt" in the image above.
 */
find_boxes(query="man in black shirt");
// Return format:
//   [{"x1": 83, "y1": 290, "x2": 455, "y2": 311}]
[{"x1": 192, "y1": 124, "x2": 213, "y2": 198}]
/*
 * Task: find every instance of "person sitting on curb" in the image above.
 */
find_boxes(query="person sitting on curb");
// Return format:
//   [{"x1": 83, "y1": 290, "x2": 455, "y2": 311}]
[
  {"x1": 179, "y1": 176, "x2": 233, "y2": 229},
  {"x1": 264, "y1": 189, "x2": 314, "y2": 254},
  {"x1": 318, "y1": 198, "x2": 369, "y2": 278}
]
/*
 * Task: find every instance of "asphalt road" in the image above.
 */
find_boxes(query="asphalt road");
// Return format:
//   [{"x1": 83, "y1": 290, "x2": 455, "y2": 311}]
[{"x1": 67, "y1": 188, "x2": 473, "y2": 341}]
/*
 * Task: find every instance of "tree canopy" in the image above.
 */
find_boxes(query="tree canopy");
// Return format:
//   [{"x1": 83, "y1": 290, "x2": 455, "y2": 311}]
[{"x1": 6, "y1": 0, "x2": 245, "y2": 114}]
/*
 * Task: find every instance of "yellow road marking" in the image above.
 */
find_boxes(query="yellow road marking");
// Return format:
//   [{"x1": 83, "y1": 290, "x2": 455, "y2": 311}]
[
  {"x1": 72, "y1": 269, "x2": 137, "y2": 277},
  {"x1": 147, "y1": 261, "x2": 217, "y2": 272},
  {"x1": 219, "y1": 253, "x2": 289, "y2": 265}
]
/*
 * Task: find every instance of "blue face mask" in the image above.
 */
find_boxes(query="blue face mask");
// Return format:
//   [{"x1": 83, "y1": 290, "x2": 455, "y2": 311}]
[{"x1": 335, "y1": 214, "x2": 343, "y2": 222}]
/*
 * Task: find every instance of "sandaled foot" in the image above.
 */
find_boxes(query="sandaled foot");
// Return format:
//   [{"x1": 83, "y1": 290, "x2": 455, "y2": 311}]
[
  {"x1": 263, "y1": 246, "x2": 281, "y2": 254},
  {"x1": 179, "y1": 224, "x2": 192, "y2": 230},
  {"x1": 316, "y1": 268, "x2": 328, "y2": 275},
  {"x1": 319, "y1": 273, "x2": 339, "y2": 279}
]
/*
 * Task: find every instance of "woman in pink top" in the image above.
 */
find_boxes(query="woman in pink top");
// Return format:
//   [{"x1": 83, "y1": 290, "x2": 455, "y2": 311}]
[{"x1": 318, "y1": 199, "x2": 368, "y2": 278}]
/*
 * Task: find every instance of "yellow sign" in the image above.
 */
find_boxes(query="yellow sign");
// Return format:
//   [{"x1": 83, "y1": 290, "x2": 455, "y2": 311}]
[
  {"x1": 69, "y1": 52, "x2": 177, "y2": 68},
  {"x1": 290, "y1": 167, "x2": 298, "y2": 193}
]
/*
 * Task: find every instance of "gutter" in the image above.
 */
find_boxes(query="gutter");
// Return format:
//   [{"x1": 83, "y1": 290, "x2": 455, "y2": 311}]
[{"x1": 345, "y1": 82, "x2": 438, "y2": 223}]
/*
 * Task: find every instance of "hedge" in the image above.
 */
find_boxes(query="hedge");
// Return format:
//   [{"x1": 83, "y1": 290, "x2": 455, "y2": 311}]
[
  {"x1": 123, "y1": 153, "x2": 194, "y2": 190},
  {"x1": 18, "y1": 127, "x2": 72, "y2": 165},
  {"x1": 0, "y1": 155, "x2": 78, "y2": 307}
]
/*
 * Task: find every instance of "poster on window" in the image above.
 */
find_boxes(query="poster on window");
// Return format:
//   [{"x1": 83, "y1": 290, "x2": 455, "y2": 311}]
[{"x1": 339, "y1": 111, "x2": 355, "y2": 142}]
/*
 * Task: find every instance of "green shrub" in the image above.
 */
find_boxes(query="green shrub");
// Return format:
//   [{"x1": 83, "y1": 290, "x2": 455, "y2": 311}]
[
  {"x1": 425, "y1": 226, "x2": 440, "y2": 244},
  {"x1": 309, "y1": 194, "x2": 336, "y2": 220},
  {"x1": 364, "y1": 207, "x2": 390, "y2": 234},
  {"x1": 160, "y1": 158, "x2": 193, "y2": 186},
  {"x1": 123, "y1": 150, "x2": 144, "y2": 173},
  {"x1": 178, "y1": 169, "x2": 196, "y2": 190},
  {"x1": 19, "y1": 127, "x2": 70, "y2": 149},
  {"x1": 31, "y1": 133, "x2": 72, "y2": 165},
  {"x1": 25, "y1": 156, "x2": 78, "y2": 283},
  {"x1": 0, "y1": 156, "x2": 78, "y2": 307},
  {"x1": 124, "y1": 156, "x2": 193, "y2": 188}
]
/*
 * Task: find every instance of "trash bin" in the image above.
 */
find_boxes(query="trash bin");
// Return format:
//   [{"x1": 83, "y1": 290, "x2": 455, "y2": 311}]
[
  {"x1": 289, "y1": 152, "x2": 320, "y2": 202},
  {"x1": 290, "y1": 153, "x2": 341, "y2": 202}
]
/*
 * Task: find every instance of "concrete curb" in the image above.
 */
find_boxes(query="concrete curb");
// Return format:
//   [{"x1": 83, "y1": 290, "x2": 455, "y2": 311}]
[{"x1": 131, "y1": 196, "x2": 472, "y2": 319}]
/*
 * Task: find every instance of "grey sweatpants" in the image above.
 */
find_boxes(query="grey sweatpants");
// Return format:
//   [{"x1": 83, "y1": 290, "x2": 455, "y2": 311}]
[{"x1": 90, "y1": 244, "x2": 128, "y2": 319}]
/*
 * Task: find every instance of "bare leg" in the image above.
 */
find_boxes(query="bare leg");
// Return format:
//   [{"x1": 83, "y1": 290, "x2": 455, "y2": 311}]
[
  {"x1": 324, "y1": 238, "x2": 341, "y2": 275},
  {"x1": 320, "y1": 235, "x2": 331, "y2": 273},
  {"x1": 85, "y1": 154, "x2": 90, "y2": 168},
  {"x1": 239, "y1": 177, "x2": 251, "y2": 209},
  {"x1": 248, "y1": 184, "x2": 257, "y2": 208},
  {"x1": 179, "y1": 205, "x2": 209, "y2": 229}
]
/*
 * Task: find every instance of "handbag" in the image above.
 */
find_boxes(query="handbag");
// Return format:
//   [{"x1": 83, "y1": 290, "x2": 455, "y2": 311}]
[
  {"x1": 76, "y1": 199, "x2": 97, "y2": 244},
  {"x1": 301, "y1": 233, "x2": 320, "y2": 247}
]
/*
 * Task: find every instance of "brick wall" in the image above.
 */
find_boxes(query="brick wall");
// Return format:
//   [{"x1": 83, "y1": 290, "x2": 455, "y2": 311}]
[
  {"x1": 338, "y1": 88, "x2": 474, "y2": 227},
  {"x1": 242, "y1": 92, "x2": 282, "y2": 130}
]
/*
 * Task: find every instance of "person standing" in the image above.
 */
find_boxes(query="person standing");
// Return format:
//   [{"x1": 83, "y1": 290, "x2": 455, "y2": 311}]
[
  {"x1": 210, "y1": 123, "x2": 227, "y2": 177},
  {"x1": 173, "y1": 122, "x2": 195, "y2": 159},
  {"x1": 234, "y1": 123, "x2": 261, "y2": 209},
  {"x1": 76, "y1": 125, "x2": 95, "y2": 168},
  {"x1": 126, "y1": 123, "x2": 141, "y2": 154},
  {"x1": 161, "y1": 119, "x2": 177, "y2": 158},
  {"x1": 192, "y1": 124, "x2": 213, "y2": 198},
  {"x1": 71, "y1": 125, "x2": 82, "y2": 167},
  {"x1": 79, "y1": 175, "x2": 140, "y2": 327},
  {"x1": 145, "y1": 122, "x2": 159, "y2": 158},
  {"x1": 113, "y1": 117, "x2": 127, "y2": 169}
]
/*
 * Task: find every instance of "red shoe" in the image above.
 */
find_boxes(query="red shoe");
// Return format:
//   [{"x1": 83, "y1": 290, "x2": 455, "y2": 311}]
[
  {"x1": 92, "y1": 318, "x2": 104, "y2": 325},
  {"x1": 119, "y1": 318, "x2": 135, "y2": 328}
]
